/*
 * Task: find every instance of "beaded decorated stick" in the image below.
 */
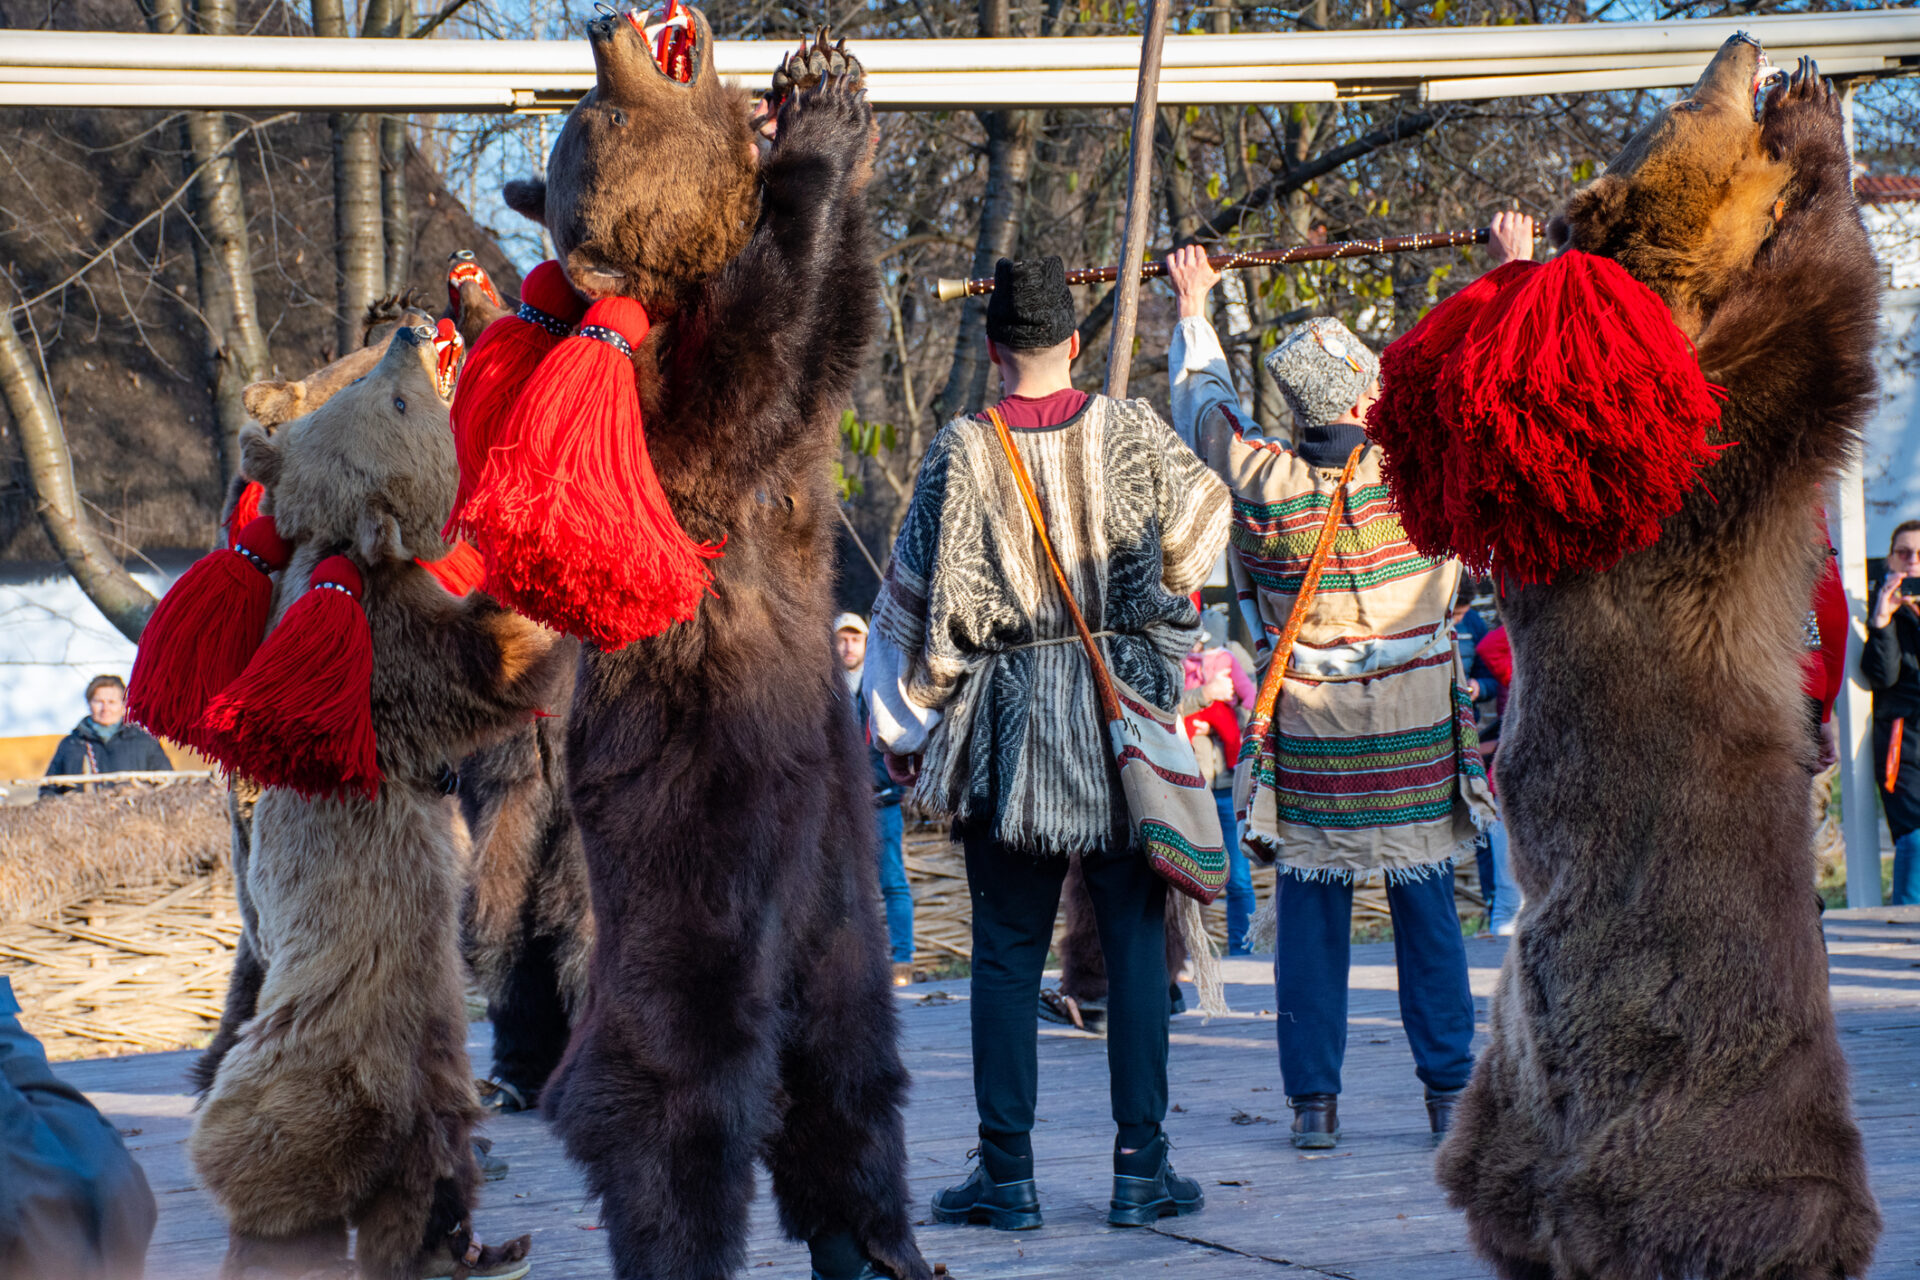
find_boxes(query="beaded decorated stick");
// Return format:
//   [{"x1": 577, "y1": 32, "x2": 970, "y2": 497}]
[{"x1": 932, "y1": 227, "x2": 1500, "y2": 302}]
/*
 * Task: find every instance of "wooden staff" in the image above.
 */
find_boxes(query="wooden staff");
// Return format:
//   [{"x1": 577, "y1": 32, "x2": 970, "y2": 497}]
[
  {"x1": 935, "y1": 227, "x2": 1496, "y2": 302},
  {"x1": 1101, "y1": 0, "x2": 1173, "y2": 399}
]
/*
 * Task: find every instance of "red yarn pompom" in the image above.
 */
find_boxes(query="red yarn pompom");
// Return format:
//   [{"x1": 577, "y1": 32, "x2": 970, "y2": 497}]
[
  {"x1": 1369, "y1": 251, "x2": 1725, "y2": 585},
  {"x1": 459, "y1": 294, "x2": 721, "y2": 649},
  {"x1": 445, "y1": 260, "x2": 587, "y2": 537},
  {"x1": 224, "y1": 480, "x2": 264, "y2": 542},
  {"x1": 417, "y1": 538, "x2": 485, "y2": 597},
  {"x1": 127, "y1": 515, "x2": 291, "y2": 753},
  {"x1": 198, "y1": 555, "x2": 381, "y2": 799}
]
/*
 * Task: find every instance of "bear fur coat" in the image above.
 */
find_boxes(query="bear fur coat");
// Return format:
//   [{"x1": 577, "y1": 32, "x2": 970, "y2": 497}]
[
  {"x1": 1431, "y1": 40, "x2": 1882, "y2": 1280},
  {"x1": 495, "y1": 13, "x2": 928, "y2": 1279},
  {"x1": 188, "y1": 323, "x2": 571, "y2": 1280}
]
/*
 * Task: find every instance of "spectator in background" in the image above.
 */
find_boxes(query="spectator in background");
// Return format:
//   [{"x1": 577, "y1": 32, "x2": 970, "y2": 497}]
[
  {"x1": 1864, "y1": 520, "x2": 1920, "y2": 905},
  {"x1": 1183, "y1": 611, "x2": 1257, "y2": 954},
  {"x1": 1464, "y1": 624, "x2": 1522, "y2": 936},
  {"x1": 837, "y1": 613, "x2": 916, "y2": 983},
  {"x1": 45, "y1": 676, "x2": 171, "y2": 784},
  {"x1": 1, "y1": 975, "x2": 157, "y2": 1280},
  {"x1": 835, "y1": 613, "x2": 868, "y2": 698},
  {"x1": 1803, "y1": 512, "x2": 1849, "y2": 770}
]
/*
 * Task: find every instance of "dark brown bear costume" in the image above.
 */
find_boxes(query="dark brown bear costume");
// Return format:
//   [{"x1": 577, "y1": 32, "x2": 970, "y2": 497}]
[
  {"x1": 1430, "y1": 40, "x2": 1882, "y2": 1280},
  {"x1": 497, "y1": 14, "x2": 927, "y2": 1280}
]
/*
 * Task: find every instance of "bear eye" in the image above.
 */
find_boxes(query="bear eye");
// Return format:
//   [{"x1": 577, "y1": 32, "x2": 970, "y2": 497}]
[
  {"x1": 393, "y1": 396, "x2": 407, "y2": 413},
  {"x1": 609, "y1": 108, "x2": 628, "y2": 126}
]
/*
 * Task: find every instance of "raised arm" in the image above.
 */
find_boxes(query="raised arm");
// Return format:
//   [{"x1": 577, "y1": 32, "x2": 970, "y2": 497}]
[
  {"x1": 671, "y1": 73, "x2": 878, "y2": 486},
  {"x1": 1164, "y1": 246, "x2": 1250, "y2": 476}
]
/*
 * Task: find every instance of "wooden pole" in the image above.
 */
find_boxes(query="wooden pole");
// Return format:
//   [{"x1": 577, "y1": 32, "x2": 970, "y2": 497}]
[{"x1": 1101, "y1": 0, "x2": 1172, "y2": 399}]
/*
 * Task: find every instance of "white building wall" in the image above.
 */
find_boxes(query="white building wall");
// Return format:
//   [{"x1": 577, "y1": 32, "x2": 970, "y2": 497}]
[{"x1": 1865, "y1": 201, "x2": 1920, "y2": 551}]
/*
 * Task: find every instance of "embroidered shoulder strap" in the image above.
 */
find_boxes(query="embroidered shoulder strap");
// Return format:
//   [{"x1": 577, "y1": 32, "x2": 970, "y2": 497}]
[{"x1": 985, "y1": 405, "x2": 1123, "y2": 725}]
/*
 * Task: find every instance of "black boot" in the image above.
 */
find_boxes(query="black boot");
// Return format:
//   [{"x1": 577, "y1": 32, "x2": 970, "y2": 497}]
[
  {"x1": 930, "y1": 1134, "x2": 1042, "y2": 1231},
  {"x1": 1108, "y1": 1132, "x2": 1204, "y2": 1227},
  {"x1": 808, "y1": 1230, "x2": 881, "y2": 1280},
  {"x1": 1288, "y1": 1094, "x2": 1340, "y2": 1150},
  {"x1": 1425, "y1": 1086, "x2": 1464, "y2": 1145}
]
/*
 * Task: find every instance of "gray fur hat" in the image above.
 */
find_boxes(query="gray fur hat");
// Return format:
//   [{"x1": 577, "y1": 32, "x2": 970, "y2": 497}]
[{"x1": 1263, "y1": 316, "x2": 1381, "y2": 430}]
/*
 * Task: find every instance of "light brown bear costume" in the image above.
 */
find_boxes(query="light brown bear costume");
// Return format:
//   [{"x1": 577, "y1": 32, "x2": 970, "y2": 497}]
[
  {"x1": 494, "y1": 14, "x2": 928, "y2": 1280},
  {"x1": 1430, "y1": 41, "x2": 1882, "y2": 1280},
  {"x1": 193, "y1": 294, "x2": 462, "y2": 1100},
  {"x1": 189, "y1": 323, "x2": 571, "y2": 1280}
]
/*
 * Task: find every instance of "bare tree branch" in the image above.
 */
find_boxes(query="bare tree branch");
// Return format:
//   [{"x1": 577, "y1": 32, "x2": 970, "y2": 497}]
[{"x1": 0, "y1": 277, "x2": 157, "y2": 643}]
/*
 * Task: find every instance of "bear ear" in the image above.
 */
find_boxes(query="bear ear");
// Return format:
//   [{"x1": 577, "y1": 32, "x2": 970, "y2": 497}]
[
  {"x1": 1555, "y1": 175, "x2": 1628, "y2": 253},
  {"x1": 243, "y1": 379, "x2": 305, "y2": 427},
  {"x1": 502, "y1": 178, "x2": 548, "y2": 228},
  {"x1": 238, "y1": 423, "x2": 283, "y2": 486},
  {"x1": 357, "y1": 507, "x2": 410, "y2": 565}
]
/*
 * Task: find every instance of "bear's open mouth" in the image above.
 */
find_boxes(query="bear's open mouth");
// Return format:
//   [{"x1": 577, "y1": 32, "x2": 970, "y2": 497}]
[
  {"x1": 1751, "y1": 49, "x2": 1786, "y2": 119},
  {"x1": 630, "y1": 0, "x2": 698, "y2": 85},
  {"x1": 432, "y1": 318, "x2": 463, "y2": 400},
  {"x1": 447, "y1": 250, "x2": 501, "y2": 312}
]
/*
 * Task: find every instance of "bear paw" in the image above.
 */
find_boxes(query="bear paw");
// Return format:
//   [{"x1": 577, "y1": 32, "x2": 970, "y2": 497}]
[
  {"x1": 1761, "y1": 55, "x2": 1847, "y2": 176},
  {"x1": 769, "y1": 28, "x2": 866, "y2": 104},
  {"x1": 773, "y1": 50, "x2": 877, "y2": 183}
]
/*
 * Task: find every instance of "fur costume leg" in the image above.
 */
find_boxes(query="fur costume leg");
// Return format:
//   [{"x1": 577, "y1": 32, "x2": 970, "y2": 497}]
[
  {"x1": 193, "y1": 782, "x2": 265, "y2": 1096},
  {"x1": 763, "y1": 711, "x2": 920, "y2": 1279},
  {"x1": 544, "y1": 952, "x2": 780, "y2": 1280},
  {"x1": 460, "y1": 688, "x2": 592, "y2": 1099},
  {"x1": 192, "y1": 790, "x2": 482, "y2": 1280}
]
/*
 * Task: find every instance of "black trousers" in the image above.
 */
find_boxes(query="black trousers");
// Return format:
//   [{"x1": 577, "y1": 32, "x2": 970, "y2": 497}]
[
  {"x1": 488, "y1": 930, "x2": 572, "y2": 1096},
  {"x1": 962, "y1": 829, "x2": 1168, "y2": 1149}
]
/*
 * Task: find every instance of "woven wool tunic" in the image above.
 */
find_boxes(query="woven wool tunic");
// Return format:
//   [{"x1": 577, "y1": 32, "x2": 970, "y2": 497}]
[
  {"x1": 869, "y1": 395, "x2": 1229, "y2": 857},
  {"x1": 1170, "y1": 317, "x2": 1493, "y2": 882}
]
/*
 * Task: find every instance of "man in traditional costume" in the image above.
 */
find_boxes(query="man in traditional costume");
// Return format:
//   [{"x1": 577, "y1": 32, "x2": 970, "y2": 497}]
[
  {"x1": 1162, "y1": 228, "x2": 1527, "y2": 1148},
  {"x1": 866, "y1": 256, "x2": 1228, "y2": 1229}
]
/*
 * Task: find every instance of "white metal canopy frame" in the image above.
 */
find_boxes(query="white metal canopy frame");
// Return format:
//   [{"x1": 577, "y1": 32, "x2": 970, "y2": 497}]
[{"x1": 1, "y1": 9, "x2": 1917, "y2": 111}]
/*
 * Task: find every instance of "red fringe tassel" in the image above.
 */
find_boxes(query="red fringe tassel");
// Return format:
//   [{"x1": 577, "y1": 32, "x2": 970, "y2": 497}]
[
  {"x1": 1370, "y1": 251, "x2": 1724, "y2": 585},
  {"x1": 127, "y1": 515, "x2": 291, "y2": 753},
  {"x1": 446, "y1": 260, "x2": 587, "y2": 537},
  {"x1": 416, "y1": 539, "x2": 486, "y2": 597},
  {"x1": 198, "y1": 555, "x2": 382, "y2": 799},
  {"x1": 459, "y1": 295, "x2": 721, "y2": 650}
]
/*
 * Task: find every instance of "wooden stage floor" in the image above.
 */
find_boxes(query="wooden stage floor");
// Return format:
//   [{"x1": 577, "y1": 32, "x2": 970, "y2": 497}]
[{"x1": 56, "y1": 907, "x2": 1920, "y2": 1279}]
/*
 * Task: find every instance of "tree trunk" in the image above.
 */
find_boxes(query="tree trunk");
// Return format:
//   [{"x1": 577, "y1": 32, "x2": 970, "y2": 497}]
[
  {"x1": 380, "y1": 1, "x2": 412, "y2": 294},
  {"x1": 148, "y1": 0, "x2": 270, "y2": 484},
  {"x1": 316, "y1": 0, "x2": 384, "y2": 354},
  {"x1": 931, "y1": 0, "x2": 1034, "y2": 423},
  {"x1": 1, "y1": 296, "x2": 156, "y2": 642}
]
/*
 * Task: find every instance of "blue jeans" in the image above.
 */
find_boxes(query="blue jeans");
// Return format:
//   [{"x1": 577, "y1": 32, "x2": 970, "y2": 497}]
[
  {"x1": 1215, "y1": 789, "x2": 1255, "y2": 954},
  {"x1": 1272, "y1": 868, "x2": 1476, "y2": 1097},
  {"x1": 876, "y1": 803, "x2": 914, "y2": 964},
  {"x1": 1893, "y1": 829, "x2": 1920, "y2": 907},
  {"x1": 1485, "y1": 821, "x2": 1523, "y2": 934}
]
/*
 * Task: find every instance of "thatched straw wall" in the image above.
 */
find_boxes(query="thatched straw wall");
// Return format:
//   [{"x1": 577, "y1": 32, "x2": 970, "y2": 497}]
[{"x1": 0, "y1": 779, "x2": 229, "y2": 925}]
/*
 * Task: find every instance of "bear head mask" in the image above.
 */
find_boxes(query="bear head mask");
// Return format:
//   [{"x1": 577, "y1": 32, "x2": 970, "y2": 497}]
[{"x1": 503, "y1": 4, "x2": 759, "y2": 315}]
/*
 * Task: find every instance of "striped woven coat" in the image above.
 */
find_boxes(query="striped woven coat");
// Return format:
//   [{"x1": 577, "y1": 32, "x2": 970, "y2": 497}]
[
  {"x1": 868, "y1": 395, "x2": 1229, "y2": 857},
  {"x1": 1170, "y1": 316, "x2": 1493, "y2": 882}
]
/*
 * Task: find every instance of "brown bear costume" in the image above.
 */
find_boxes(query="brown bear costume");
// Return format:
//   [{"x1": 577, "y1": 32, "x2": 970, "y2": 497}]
[
  {"x1": 188, "y1": 325, "x2": 571, "y2": 1280},
  {"x1": 494, "y1": 13, "x2": 927, "y2": 1280},
  {"x1": 1426, "y1": 40, "x2": 1882, "y2": 1280}
]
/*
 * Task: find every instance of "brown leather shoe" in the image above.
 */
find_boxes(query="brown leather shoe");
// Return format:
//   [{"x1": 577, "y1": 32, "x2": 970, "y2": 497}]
[
  {"x1": 1288, "y1": 1094, "x2": 1340, "y2": 1149},
  {"x1": 1425, "y1": 1087, "x2": 1464, "y2": 1144}
]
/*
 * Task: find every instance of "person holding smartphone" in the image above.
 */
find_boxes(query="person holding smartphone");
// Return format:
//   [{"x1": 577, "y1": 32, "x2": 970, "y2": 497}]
[{"x1": 1864, "y1": 519, "x2": 1920, "y2": 904}]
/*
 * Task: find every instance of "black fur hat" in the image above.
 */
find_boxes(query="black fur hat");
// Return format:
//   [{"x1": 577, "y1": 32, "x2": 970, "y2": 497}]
[{"x1": 985, "y1": 257, "x2": 1077, "y2": 350}]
